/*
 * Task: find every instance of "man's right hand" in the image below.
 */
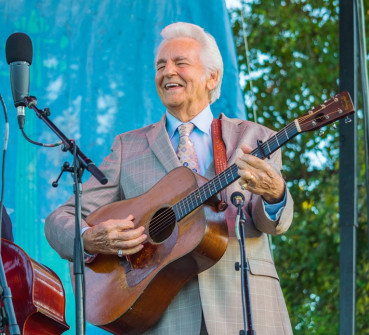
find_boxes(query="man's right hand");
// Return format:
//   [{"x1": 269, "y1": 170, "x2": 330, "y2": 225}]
[{"x1": 82, "y1": 214, "x2": 147, "y2": 256}]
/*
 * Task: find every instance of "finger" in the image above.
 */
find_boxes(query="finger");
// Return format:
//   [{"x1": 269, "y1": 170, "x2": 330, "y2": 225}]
[
  {"x1": 118, "y1": 233, "x2": 147, "y2": 250},
  {"x1": 238, "y1": 153, "x2": 273, "y2": 175},
  {"x1": 124, "y1": 214, "x2": 135, "y2": 221},
  {"x1": 238, "y1": 171, "x2": 257, "y2": 190},
  {"x1": 235, "y1": 155, "x2": 254, "y2": 175},
  {"x1": 240, "y1": 143, "x2": 253, "y2": 154},
  {"x1": 104, "y1": 214, "x2": 136, "y2": 230},
  {"x1": 238, "y1": 169, "x2": 254, "y2": 182},
  {"x1": 121, "y1": 244, "x2": 145, "y2": 256},
  {"x1": 116, "y1": 226, "x2": 146, "y2": 241}
]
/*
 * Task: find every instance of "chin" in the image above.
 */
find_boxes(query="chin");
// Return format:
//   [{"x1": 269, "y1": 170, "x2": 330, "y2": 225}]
[{"x1": 163, "y1": 99, "x2": 184, "y2": 108}]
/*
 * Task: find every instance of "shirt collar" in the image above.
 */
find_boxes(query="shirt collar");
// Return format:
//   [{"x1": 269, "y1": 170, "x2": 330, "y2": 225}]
[{"x1": 165, "y1": 105, "x2": 213, "y2": 139}]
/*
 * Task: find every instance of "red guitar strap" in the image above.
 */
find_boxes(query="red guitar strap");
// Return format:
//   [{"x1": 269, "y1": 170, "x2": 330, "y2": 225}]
[{"x1": 211, "y1": 115, "x2": 228, "y2": 212}]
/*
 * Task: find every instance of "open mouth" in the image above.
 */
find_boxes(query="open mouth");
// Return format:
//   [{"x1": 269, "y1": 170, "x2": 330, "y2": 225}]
[{"x1": 164, "y1": 83, "x2": 183, "y2": 90}]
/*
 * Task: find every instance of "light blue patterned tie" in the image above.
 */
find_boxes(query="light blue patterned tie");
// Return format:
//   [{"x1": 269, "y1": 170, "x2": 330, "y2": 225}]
[{"x1": 176, "y1": 123, "x2": 200, "y2": 173}]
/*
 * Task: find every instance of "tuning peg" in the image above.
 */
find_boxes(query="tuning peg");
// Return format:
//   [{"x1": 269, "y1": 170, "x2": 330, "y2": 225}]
[
  {"x1": 332, "y1": 123, "x2": 337, "y2": 129},
  {"x1": 344, "y1": 116, "x2": 352, "y2": 124},
  {"x1": 319, "y1": 129, "x2": 325, "y2": 136}
]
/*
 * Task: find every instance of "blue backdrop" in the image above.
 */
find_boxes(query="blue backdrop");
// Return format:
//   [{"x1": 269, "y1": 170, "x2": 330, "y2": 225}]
[{"x1": 0, "y1": 0, "x2": 245, "y2": 333}]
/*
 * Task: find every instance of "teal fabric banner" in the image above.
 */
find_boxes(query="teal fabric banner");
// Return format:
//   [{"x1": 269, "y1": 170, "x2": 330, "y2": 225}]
[{"x1": 0, "y1": 0, "x2": 245, "y2": 333}]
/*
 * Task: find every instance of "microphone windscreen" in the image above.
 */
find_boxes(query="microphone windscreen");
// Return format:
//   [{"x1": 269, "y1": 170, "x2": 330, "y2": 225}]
[
  {"x1": 5, "y1": 33, "x2": 33, "y2": 65},
  {"x1": 230, "y1": 191, "x2": 245, "y2": 206}
]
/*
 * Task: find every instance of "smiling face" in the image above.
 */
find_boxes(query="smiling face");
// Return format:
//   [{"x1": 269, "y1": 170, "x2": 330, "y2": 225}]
[{"x1": 155, "y1": 37, "x2": 218, "y2": 122}]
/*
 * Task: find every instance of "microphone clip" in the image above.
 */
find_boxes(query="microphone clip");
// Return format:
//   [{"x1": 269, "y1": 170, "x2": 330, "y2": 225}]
[{"x1": 24, "y1": 96, "x2": 50, "y2": 117}]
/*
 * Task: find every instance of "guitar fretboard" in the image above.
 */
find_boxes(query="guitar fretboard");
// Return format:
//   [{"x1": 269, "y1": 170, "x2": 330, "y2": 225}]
[{"x1": 173, "y1": 120, "x2": 300, "y2": 221}]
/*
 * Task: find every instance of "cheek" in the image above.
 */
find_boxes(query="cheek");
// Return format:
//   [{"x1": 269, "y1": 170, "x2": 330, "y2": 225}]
[
  {"x1": 155, "y1": 72, "x2": 162, "y2": 84},
  {"x1": 155, "y1": 76, "x2": 162, "y2": 92}
]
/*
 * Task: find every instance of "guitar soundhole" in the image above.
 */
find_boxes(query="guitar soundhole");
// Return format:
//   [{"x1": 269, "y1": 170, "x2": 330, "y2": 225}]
[{"x1": 148, "y1": 207, "x2": 176, "y2": 243}]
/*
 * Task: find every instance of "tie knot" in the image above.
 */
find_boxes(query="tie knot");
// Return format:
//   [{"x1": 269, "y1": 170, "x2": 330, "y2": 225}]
[{"x1": 178, "y1": 123, "x2": 195, "y2": 137}]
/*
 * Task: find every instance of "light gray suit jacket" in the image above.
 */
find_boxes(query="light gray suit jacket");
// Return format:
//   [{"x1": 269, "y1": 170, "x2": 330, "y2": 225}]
[{"x1": 45, "y1": 114, "x2": 294, "y2": 335}]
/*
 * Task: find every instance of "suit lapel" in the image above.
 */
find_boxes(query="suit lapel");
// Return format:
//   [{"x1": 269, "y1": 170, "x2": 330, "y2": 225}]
[
  {"x1": 219, "y1": 114, "x2": 249, "y2": 160},
  {"x1": 146, "y1": 113, "x2": 249, "y2": 175},
  {"x1": 146, "y1": 115, "x2": 181, "y2": 173}
]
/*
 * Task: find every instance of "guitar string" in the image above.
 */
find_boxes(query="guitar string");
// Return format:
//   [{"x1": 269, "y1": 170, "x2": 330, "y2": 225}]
[
  {"x1": 144, "y1": 101, "x2": 347, "y2": 238},
  {"x1": 242, "y1": 98, "x2": 340, "y2": 159},
  {"x1": 145, "y1": 104, "x2": 343, "y2": 238},
  {"x1": 257, "y1": 100, "x2": 344, "y2": 156}
]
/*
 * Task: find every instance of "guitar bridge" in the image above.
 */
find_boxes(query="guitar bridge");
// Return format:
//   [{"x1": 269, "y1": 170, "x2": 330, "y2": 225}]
[{"x1": 119, "y1": 257, "x2": 132, "y2": 273}]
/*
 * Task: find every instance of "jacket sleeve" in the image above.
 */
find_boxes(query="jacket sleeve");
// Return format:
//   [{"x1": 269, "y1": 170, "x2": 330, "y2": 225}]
[
  {"x1": 44, "y1": 135, "x2": 124, "y2": 260},
  {"x1": 248, "y1": 140, "x2": 294, "y2": 235}
]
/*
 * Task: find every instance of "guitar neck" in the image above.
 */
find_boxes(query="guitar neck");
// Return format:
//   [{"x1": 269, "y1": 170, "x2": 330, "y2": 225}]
[{"x1": 173, "y1": 119, "x2": 301, "y2": 220}]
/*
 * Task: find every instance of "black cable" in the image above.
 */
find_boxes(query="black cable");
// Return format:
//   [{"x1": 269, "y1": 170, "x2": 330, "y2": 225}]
[
  {"x1": 0, "y1": 95, "x2": 9, "y2": 248},
  {"x1": 20, "y1": 128, "x2": 62, "y2": 147}
]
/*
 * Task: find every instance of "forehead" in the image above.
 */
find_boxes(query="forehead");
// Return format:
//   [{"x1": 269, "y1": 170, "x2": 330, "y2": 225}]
[{"x1": 156, "y1": 37, "x2": 202, "y2": 63}]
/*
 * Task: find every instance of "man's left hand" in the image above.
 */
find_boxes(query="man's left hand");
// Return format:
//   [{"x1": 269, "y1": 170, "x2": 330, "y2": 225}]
[{"x1": 235, "y1": 143, "x2": 285, "y2": 204}]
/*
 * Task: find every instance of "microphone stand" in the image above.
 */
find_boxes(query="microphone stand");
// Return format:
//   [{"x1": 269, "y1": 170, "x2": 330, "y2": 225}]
[
  {"x1": 233, "y1": 195, "x2": 256, "y2": 335},
  {"x1": 23, "y1": 96, "x2": 108, "y2": 335},
  {"x1": 0, "y1": 95, "x2": 20, "y2": 335},
  {"x1": 0, "y1": 257, "x2": 20, "y2": 335}
]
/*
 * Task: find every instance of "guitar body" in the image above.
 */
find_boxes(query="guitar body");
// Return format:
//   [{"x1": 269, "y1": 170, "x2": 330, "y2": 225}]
[
  {"x1": 1, "y1": 239, "x2": 69, "y2": 334},
  {"x1": 81, "y1": 167, "x2": 228, "y2": 334}
]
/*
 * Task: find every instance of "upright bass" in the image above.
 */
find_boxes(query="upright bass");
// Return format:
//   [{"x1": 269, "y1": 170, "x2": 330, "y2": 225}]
[{"x1": 1, "y1": 239, "x2": 69, "y2": 334}]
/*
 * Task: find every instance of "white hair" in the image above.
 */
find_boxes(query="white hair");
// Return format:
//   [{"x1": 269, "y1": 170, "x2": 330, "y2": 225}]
[{"x1": 156, "y1": 22, "x2": 224, "y2": 104}]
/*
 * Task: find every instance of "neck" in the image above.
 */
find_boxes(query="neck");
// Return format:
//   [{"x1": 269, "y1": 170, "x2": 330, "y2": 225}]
[{"x1": 167, "y1": 102, "x2": 209, "y2": 123}]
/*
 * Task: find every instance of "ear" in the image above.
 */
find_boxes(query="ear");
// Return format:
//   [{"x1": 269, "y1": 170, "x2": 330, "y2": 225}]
[{"x1": 206, "y1": 70, "x2": 219, "y2": 91}]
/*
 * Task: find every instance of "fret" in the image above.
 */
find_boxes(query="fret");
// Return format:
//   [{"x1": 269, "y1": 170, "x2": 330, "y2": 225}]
[
  {"x1": 199, "y1": 187, "x2": 206, "y2": 204},
  {"x1": 261, "y1": 143, "x2": 270, "y2": 157},
  {"x1": 254, "y1": 147, "x2": 263, "y2": 159},
  {"x1": 278, "y1": 131, "x2": 286, "y2": 144},
  {"x1": 173, "y1": 203, "x2": 181, "y2": 221},
  {"x1": 265, "y1": 141, "x2": 271, "y2": 157},
  {"x1": 275, "y1": 134, "x2": 280, "y2": 146},
  {"x1": 188, "y1": 190, "x2": 195, "y2": 211},
  {"x1": 180, "y1": 200, "x2": 186, "y2": 215},
  {"x1": 173, "y1": 205, "x2": 180, "y2": 221}
]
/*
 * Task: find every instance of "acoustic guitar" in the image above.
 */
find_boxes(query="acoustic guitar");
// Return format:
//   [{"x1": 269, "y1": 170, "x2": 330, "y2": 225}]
[{"x1": 78, "y1": 91, "x2": 355, "y2": 334}]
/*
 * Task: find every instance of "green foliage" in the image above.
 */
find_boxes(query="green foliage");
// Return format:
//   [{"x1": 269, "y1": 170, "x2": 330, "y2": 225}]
[{"x1": 229, "y1": 0, "x2": 369, "y2": 333}]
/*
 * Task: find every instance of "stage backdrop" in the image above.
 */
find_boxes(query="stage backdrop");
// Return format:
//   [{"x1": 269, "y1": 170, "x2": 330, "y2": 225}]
[{"x1": 0, "y1": 0, "x2": 245, "y2": 333}]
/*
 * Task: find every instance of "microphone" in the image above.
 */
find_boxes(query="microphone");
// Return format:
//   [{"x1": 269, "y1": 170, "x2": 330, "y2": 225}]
[
  {"x1": 231, "y1": 191, "x2": 245, "y2": 207},
  {"x1": 231, "y1": 192, "x2": 246, "y2": 240},
  {"x1": 5, "y1": 32, "x2": 33, "y2": 129}
]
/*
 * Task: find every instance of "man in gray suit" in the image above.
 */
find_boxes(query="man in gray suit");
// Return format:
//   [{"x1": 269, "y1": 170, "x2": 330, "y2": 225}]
[{"x1": 45, "y1": 22, "x2": 294, "y2": 334}]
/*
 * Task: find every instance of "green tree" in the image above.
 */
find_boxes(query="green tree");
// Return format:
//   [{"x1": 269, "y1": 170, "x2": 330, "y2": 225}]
[{"x1": 229, "y1": 0, "x2": 369, "y2": 333}]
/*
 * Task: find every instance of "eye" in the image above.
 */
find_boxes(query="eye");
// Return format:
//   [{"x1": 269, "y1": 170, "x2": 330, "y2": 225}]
[{"x1": 156, "y1": 62, "x2": 166, "y2": 71}]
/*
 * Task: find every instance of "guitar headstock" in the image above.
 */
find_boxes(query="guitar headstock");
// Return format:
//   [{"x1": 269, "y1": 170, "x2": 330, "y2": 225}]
[{"x1": 296, "y1": 91, "x2": 355, "y2": 133}]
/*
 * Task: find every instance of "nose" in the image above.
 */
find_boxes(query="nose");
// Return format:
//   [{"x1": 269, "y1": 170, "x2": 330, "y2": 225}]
[{"x1": 162, "y1": 60, "x2": 177, "y2": 77}]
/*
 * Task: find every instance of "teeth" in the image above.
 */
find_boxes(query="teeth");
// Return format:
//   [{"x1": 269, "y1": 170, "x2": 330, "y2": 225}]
[{"x1": 165, "y1": 83, "x2": 180, "y2": 89}]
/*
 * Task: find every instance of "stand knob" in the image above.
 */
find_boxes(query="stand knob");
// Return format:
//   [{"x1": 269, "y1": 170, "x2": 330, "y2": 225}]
[{"x1": 235, "y1": 262, "x2": 240, "y2": 271}]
